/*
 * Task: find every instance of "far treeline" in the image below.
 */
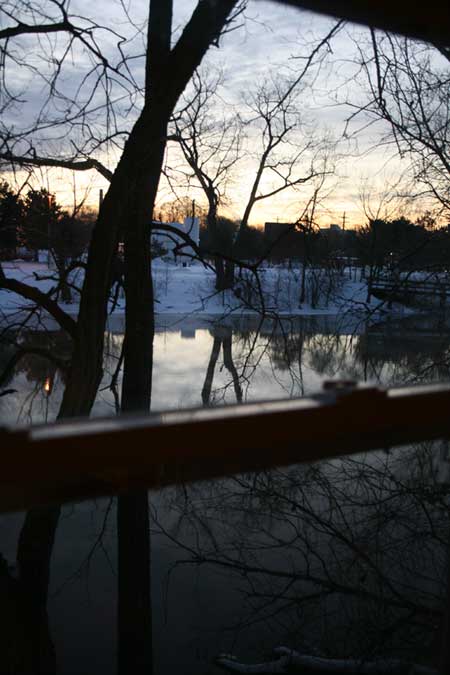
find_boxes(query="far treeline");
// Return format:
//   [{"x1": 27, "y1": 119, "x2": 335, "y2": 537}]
[
  {"x1": 258, "y1": 217, "x2": 450, "y2": 270},
  {"x1": 0, "y1": 180, "x2": 93, "y2": 262},
  {"x1": 198, "y1": 215, "x2": 450, "y2": 271},
  {"x1": 2, "y1": 178, "x2": 450, "y2": 274}
]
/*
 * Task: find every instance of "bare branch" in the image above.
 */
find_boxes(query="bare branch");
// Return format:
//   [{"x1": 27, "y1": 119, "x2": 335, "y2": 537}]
[
  {"x1": 0, "y1": 265, "x2": 77, "y2": 338},
  {"x1": 0, "y1": 151, "x2": 113, "y2": 181}
]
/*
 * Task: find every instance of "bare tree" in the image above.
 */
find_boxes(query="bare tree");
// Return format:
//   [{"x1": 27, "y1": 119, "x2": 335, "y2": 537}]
[
  {"x1": 233, "y1": 23, "x2": 342, "y2": 249},
  {"x1": 347, "y1": 33, "x2": 450, "y2": 220},
  {"x1": 168, "y1": 23, "x2": 341, "y2": 291},
  {"x1": 169, "y1": 70, "x2": 242, "y2": 289}
]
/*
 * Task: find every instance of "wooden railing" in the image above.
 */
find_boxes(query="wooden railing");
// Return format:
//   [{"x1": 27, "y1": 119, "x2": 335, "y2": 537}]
[
  {"x1": 2, "y1": 381, "x2": 450, "y2": 513},
  {"x1": 369, "y1": 276, "x2": 450, "y2": 305},
  {"x1": 371, "y1": 277, "x2": 450, "y2": 294}
]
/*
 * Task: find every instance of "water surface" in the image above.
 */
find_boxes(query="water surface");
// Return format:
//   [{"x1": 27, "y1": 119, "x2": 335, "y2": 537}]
[{"x1": 0, "y1": 312, "x2": 449, "y2": 674}]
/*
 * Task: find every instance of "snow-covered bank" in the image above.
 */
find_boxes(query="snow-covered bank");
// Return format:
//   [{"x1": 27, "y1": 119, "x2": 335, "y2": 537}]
[{"x1": 0, "y1": 259, "x2": 416, "y2": 330}]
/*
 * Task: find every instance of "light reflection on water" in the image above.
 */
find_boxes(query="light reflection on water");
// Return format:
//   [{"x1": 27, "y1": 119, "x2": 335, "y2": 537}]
[{"x1": 1, "y1": 312, "x2": 450, "y2": 426}]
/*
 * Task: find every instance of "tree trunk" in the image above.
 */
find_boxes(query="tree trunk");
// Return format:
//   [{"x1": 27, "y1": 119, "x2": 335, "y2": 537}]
[
  {"x1": 300, "y1": 257, "x2": 307, "y2": 305},
  {"x1": 117, "y1": 493, "x2": 152, "y2": 675},
  {"x1": 214, "y1": 255, "x2": 227, "y2": 290},
  {"x1": 58, "y1": 126, "x2": 152, "y2": 418},
  {"x1": 205, "y1": 207, "x2": 227, "y2": 291},
  {"x1": 222, "y1": 333, "x2": 242, "y2": 403},
  {"x1": 14, "y1": 506, "x2": 61, "y2": 675},
  {"x1": 121, "y1": 181, "x2": 155, "y2": 413},
  {"x1": 56, "y1": 256, "x2": 72, "y2": 304},
  {"x1": 300, "y1": 229, "x2": 313, "y2": 306},
  {"x1": 224, "y1": 260, "x2": 235, "y2": 289},
  {"x1": 202, "y1": 336, "x2": 222, "y2": 404}
]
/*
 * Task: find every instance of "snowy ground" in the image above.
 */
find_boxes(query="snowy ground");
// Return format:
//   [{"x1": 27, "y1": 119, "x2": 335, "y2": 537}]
[{"x1": 0, "y1": 258, "x2": 415, "y2": 328}]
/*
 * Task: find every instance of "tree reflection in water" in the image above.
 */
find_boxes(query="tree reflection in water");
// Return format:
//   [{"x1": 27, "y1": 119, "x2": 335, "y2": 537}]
[
  {"x1": 157, "y1": 442, "x2": 449, "y2": 673},
  {"x1": 202, "y1": 326, "x2": 243, "y2": 406},
  {"x1": 2, "y1": 314, "x2": 450, "y2": 420},
  {"x1": 1, "y1": 326, "x2": 153, "y2": 675},
  {"x1": 0, "y1": 506, "x2": 60, "y2": 673}
]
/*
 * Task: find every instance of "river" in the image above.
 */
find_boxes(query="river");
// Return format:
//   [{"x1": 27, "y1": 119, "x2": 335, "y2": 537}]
[{"x1": 2, "y1": 311, "x2": 450, "y2": 426}]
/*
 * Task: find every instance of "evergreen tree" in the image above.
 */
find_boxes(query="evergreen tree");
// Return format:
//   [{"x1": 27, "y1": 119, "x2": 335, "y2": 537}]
[
  {"x1": 0, "y1": 180, "x2": 23, "y2": 257},
  {"x1": 22, "y1": 188, "x2": 61, "y2": 258}
]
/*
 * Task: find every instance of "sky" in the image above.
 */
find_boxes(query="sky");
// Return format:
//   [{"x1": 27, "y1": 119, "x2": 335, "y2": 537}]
[{"x1": 0, "y1": 0, "x2": 441, "y2": 228}]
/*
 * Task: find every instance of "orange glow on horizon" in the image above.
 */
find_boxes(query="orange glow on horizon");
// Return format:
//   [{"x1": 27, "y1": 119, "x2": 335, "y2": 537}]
[{"x1": 5, "y1": 167, "x2": 426, "y2": 233}]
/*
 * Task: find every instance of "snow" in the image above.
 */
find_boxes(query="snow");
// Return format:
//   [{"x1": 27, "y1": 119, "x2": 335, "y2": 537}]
[
  {"x1": 216, "y1": 647, "x2": 438, "y2": 674},
  {"x1": 0, "y1": 258, "x2": 422, "y2": 330}
]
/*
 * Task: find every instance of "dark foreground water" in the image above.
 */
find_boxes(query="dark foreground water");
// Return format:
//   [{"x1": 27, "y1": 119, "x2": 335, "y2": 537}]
[{"x1": 1, "y1": 312, "x2": 449, "y2": 674}]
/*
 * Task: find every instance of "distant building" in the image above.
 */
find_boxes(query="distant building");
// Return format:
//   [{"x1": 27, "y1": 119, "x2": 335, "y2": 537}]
[
  {"x1": 151, "y1": 216, "x2": 200, "y2": 264},
  {"x1": 320, "y1": 224, "x2": 342, "y2": 235}
]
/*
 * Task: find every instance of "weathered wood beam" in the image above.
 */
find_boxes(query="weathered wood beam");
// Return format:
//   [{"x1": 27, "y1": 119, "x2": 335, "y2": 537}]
[{"x1": 1, "y1": 382, "x2": 450, "y2": 513}]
